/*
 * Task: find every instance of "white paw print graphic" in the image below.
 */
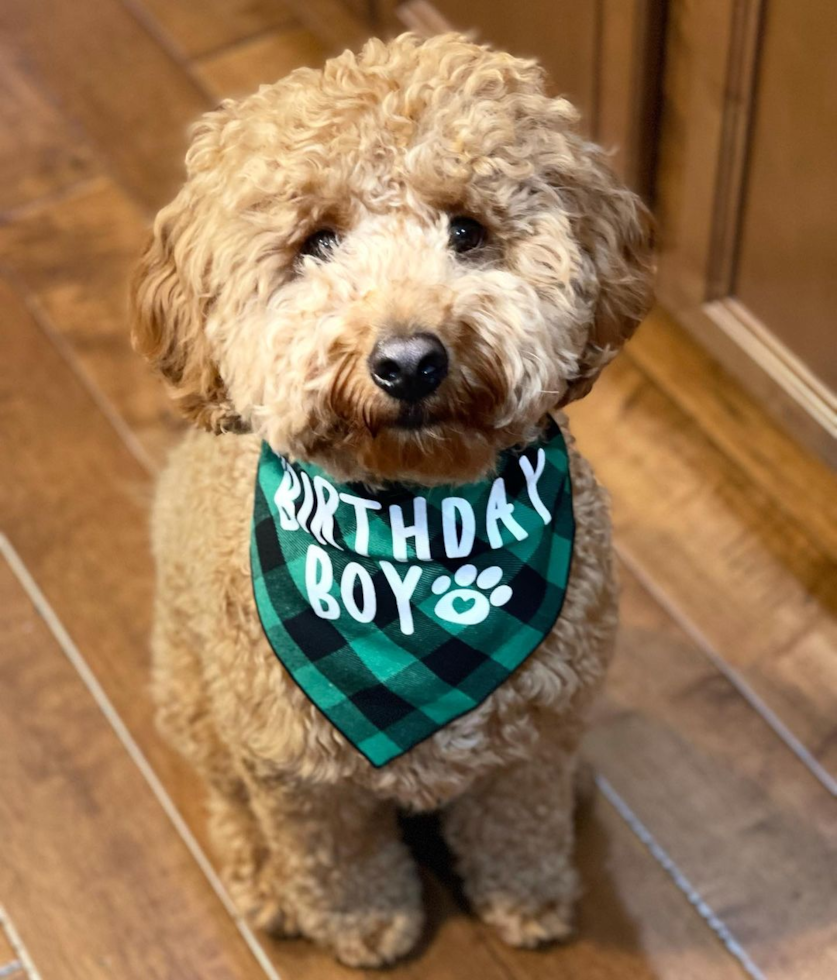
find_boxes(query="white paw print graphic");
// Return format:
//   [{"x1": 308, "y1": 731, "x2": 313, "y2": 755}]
[{"x1": 431, "y1": 565, "x2": 512, "y2": 626}]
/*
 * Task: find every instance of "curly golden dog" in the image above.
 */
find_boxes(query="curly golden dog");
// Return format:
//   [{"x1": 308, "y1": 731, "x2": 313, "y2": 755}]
[{"x1": 131, "y1": 32, "x2": 654, "y2": 967}]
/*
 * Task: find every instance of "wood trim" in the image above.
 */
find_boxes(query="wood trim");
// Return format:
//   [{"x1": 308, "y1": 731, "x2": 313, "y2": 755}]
[
  {"x1": 707, "y1": 0, "x2": 766, "y2": 297},
  {"x1": 684, "y1": 299, "x2": 837, "y2": 466}
]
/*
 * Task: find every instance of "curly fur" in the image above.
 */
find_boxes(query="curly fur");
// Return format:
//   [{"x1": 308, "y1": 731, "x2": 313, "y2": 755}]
[{"x1": 132, "y1": 33, "x2": 654, "y2": 967}]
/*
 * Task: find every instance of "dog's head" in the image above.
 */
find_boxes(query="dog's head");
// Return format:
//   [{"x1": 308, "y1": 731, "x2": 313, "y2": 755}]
[{"x1": 132, "y1": 33, "x2": 654, "y2": 484}]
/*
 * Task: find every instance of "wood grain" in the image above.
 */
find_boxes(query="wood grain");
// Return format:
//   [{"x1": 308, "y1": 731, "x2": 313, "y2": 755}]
[
  {"x1": 196, "y1": 27, "x2": 329, "y2": 100},
  {"x1": 568, "y1": 357, "x2": 837, "y2": 778},
  {"x1": 0, "y1": 276, "x2": 749, "y2": 979},
  {"x1": 0, "y1": 178, "x2": 181, "y2": 468},
  {"x1": 0, "y1": 49, "x2": 98, "y2": 215},
  {"x1": 0, "y1": 0, "x2": 209, "y2": 210},
  {"x1": 138, "y1": 0, "x2": 296, "y2": 58},
  {"x1": 0, "y1": 553, "x2": 269, "y2": 979}
]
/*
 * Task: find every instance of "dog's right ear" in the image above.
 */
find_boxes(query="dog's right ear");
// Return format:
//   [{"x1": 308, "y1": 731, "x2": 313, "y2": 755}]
[{"x1": 130, "y1": 200, "x2": 246, "y2": 434}]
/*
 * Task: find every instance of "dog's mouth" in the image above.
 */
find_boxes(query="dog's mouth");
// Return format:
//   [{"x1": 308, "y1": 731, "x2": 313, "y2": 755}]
[
  {"x1": 302, "y1": 394, "x2": 512, "y2": 485},
  {"x1": 391, "y1": 403, "x2": 438, "y2": 431}
]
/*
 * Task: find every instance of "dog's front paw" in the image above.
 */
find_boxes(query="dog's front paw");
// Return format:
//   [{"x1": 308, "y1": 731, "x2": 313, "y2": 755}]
[
  {"x1": 323, "y1": 905, "x2": 425, "y2": 968},
  {"x1": 230, "y1": 872, "x2": 424, "y2": 965},
  {"x1": 477, "y1": 894, "x2": 576, "y2": 949}
]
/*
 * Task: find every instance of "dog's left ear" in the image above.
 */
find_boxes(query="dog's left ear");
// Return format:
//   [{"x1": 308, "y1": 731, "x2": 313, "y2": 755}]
[
  {"x1": 130, "y1": 104, "x2": 248, "y2": 434},
  {"x1": 556, "y1": 139, "x2": 656, "y2": 406},
  {"x1": 131, "y1": 207, "x2": 247, "y2": 434}
]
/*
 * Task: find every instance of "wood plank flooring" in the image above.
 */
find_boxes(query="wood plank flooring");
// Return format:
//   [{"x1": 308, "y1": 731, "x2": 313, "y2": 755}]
[
  {"x1": 1, "y1": 6, "x2": 835, "y2": 979},
  {"x1": 569, "y1": 353, "x2": 837, "y2": 782},
  {"x1": 0, "y1": 547, "x2": 269, "y2": 980}
]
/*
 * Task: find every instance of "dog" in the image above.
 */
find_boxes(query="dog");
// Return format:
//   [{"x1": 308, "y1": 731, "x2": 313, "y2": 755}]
[{"x1": 131, "y1": 32, "x2": 654, "y2": 967}]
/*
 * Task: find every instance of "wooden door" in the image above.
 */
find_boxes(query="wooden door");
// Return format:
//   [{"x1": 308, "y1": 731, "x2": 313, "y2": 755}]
[{"x1": 655, "y1": 0, "x2": 837, "y2": 464}]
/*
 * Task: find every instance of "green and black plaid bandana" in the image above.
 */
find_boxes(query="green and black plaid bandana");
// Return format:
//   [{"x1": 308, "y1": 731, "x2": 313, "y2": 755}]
[{"x1": 251, "y1": 421, "x2": 574, "y2": 767}]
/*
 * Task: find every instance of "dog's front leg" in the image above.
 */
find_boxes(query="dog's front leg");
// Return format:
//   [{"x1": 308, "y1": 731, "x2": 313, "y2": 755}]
[
  {"x1": 443, "y1": 739, "x2": 579, "y2": 948},
  {"x1": 240, "y1": 763, "x2": 424, "y2": 967}
]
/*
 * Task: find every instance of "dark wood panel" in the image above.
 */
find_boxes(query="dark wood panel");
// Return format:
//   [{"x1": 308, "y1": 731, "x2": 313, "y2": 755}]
[
  {"x1": 734, "y1": 0, "x2": 837, "y2": 391},
  {"x1": 341, "y1": 0, "x2": 374, "y2": 27},
  {"x1": 597, "y1": 0, "x2": 664, "y2": 192},
  {"x1": 0, "y1": 553, "x2": 269, "y2": 979}
]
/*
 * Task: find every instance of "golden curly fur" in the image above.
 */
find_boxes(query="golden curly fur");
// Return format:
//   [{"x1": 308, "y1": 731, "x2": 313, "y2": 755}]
[{"x1": 132, "y1": 33, "x2": 654, "y2": 967}]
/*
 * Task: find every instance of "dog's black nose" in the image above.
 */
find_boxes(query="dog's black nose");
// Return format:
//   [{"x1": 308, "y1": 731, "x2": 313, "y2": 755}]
[{"x1": 368, "y1": 333, "x2": 449, "y2": 402}]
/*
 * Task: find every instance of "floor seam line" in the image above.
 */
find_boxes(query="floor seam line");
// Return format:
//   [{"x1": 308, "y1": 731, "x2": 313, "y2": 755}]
[
  {"x1": 0, "y1": 906, "x2": 42, "y2": 980},
  {"x1": 0, "y1": 534, "x2": 281, "y2": 980},
  {"x1": 614, "y1": 541, "x2": 837, "y2": 798},
  {"x1": 117, "y1": 0, "x2": 221, "y2": 105},
  {"x1": 0, "y1": 270, "x2": 158, "y2": 477},
  {"x1": 192, "y1": 20, "x2": 301, "y2": 65},
  {"x1": 0, "y1": 175, "x2": 109, "y2": 227},
  {"x1": 595, "y1": 774, "x2": 766, "y2": 980}
]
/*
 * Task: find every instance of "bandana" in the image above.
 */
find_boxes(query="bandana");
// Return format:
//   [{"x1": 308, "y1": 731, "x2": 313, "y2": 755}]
[{"x1": 251, "y1": 421, "x2": 574, "y2": 767}]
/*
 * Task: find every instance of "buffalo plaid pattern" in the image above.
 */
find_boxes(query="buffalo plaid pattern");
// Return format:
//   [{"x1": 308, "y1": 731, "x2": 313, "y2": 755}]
[{"x1": 251, "y1": 422, "x2": 575, "y2": 767}]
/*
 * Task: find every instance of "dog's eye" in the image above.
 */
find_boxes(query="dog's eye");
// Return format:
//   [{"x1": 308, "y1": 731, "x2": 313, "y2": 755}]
[
  {"x1": 299, "y1": 228, "x2": 340, "y2": 260},
  {"x1": 449, "y1": 216, "x2": 487, "y2": 254}
]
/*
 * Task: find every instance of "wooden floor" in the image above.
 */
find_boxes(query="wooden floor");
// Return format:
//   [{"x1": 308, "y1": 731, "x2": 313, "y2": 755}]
[{"x1": 1, "y1": 4, "x2": 836, "y2": 979}]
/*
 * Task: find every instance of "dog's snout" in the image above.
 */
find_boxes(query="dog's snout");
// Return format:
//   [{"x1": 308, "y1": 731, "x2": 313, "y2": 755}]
[{"x1": 368, "y1": 333, "x2": 449, "y2": 402}]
